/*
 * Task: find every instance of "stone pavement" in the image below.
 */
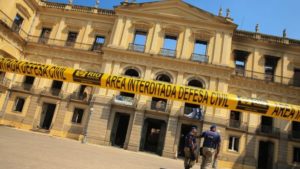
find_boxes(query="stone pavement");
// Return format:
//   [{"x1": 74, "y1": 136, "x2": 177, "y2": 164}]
[{"x1": 0, "y1": 126, "x2": 200, "y2": 169}]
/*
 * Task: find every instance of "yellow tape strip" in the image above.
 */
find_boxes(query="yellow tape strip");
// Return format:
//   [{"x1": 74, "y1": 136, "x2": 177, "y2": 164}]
[{"x1": 1, "y1": 58, "x2": 299, "y2": 121}]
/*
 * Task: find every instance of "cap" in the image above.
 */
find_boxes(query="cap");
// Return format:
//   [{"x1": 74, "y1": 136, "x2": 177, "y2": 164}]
[
  {"x1": 210, "y1": 124, "x2": 217, "y2": 129},
  {"x1": 191, "y1": 126, "x2": 197, "y2": 130}
]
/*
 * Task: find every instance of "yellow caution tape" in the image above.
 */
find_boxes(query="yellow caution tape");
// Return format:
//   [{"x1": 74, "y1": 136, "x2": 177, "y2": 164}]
[{"x1": 1, "y1": 58, "x2": 300, "y2": 121}]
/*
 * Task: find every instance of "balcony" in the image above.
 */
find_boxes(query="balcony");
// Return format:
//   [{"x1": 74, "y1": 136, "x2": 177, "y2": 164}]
[
  {"x1": 70, "y1": 92, "x2": 92, "y2": 103},
  {"x1": 226, "y1": 119, "x2": 248, "y2": 131},
  {"x1": 160, "y1": 48, "x2": 176, "y2": 58},
  {"x1": 191, "y1": 53, "x2": 208, "y2": 63},
  {"x1": 256, "y1": 125, "x2": 280, "y2": 138},
  {"x1": 40, "y1": 87, "x2": 63, "y2": 98},
  {"x1": 0, "y1": 10, "x2": 28, "y2": 40},
  {"x1": 11, "y1": 82, "x2": 34, "y2": 92},
  {"x1": 180, "y1": 106, "x2": 204, "y2": 121},
  {"x1": 289, "y1": 131, "x2": 300, "y2": 141},
  {"x1": 112, "y1": 95, "x2": 136, "y2": 107},
  {"x1": 234, "y1": 69, "x2": 299, "y2": 87},
  {"x1": 146, "y1": 100, "x2": 171, "y2": 113},
  {"x1": 27, "y1": 36, "x2": 103, "y2": 52},
  {"x1": 128, "y1": 43, "x2": 145, "y2": 53}
]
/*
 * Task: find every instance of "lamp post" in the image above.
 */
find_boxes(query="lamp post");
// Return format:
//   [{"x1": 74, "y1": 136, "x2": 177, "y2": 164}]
[{"x1": 82, "y1": 107, "x2": 94, "y2": 144}]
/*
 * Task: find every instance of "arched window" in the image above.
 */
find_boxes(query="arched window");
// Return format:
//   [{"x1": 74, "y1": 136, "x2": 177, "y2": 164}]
[
  {"x1": 156, "y1": 74, "x2": 171, "y2": 83},
  {"x1": 124, "y1": 68, "x2": 139, "y2": 77},
  {"x1": 188, "y1": 79, "x2": 203, "y2": 88},
  {"x1": 184, "y1": 79, "x2": 204, "y2": 120},
  {"x1": 118, "y1": 68, "x2": 140, "y2": 103}
]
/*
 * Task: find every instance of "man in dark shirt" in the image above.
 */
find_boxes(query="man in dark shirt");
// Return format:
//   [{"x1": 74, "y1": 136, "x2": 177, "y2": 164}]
[
  {"x1": 184, "y1": 127, "x2": 197, "y2": 169},
  {"x1": 200, "y1": 124, "x2": 221, "y2": 169}
]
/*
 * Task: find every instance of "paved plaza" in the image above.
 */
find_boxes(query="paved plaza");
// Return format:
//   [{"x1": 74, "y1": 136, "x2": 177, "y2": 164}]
[{"x1": 0, "y1": 126, "x2": 200, "y2": 169}]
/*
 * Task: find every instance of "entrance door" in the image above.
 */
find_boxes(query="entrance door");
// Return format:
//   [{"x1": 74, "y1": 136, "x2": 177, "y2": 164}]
[
  {"x1": 111, "y1": 113, "x2": 130, "y2": 148},
  {"x1": 258, "y1": 141, "x2": 274, "y2": 169},
  {"x1": 140, "y1": 118, "x2": 167, "y2": 156},
  {"x1": 40, "y1": 103, "x2": 56, "y2": 130},
  {"x1": 178, "y1": 124, "x2": 195, "y2": 157}
]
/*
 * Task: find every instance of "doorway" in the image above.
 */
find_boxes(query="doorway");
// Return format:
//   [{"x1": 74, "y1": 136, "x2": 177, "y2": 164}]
[
  {"x1": 111, "y1": 113, "x2": 130, "y2": 148},
  {"x1": 258, "y1": 141, "x2": 274, "y2": 169},
  {"x1": 40, "y1": 103, "x2": 56, "y2": 130},
  {"x1": 140, "y1": 118, "x2": 167, "y2": 156},
  {"x1": 178, "y1": 124, "x2": 196, "y2": 157}
]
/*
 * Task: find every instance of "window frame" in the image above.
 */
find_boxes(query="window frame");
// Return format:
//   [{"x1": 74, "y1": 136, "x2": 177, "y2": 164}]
[
  {"x1": 294, "y1": 147, "x2": 300, "y2": 163},
  {"x1": 228, "y1": 135, "x2": 240, "y2": 152},
  {"x1": 193, "y1": 40, "x2": 208, "y2": 56},
  {"x1": 13, "y1": 97, "x2": 26, "y2": 113},
  {"x1": 71, "y1": 108, "x2": 85, "y2": 124}
]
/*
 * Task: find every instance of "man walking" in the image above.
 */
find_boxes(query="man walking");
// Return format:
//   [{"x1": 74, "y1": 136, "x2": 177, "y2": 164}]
[
  {"x1": 200, "y1": 124, "x2": 221, "y2": 169},
  {"x1": 184, "y1": 127, "x2": 197, "y2": 169}
]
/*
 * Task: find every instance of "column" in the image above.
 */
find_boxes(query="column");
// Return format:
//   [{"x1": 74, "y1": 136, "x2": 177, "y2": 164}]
[
  {"x1": 107, "y1": 62, "x2": 120, "y2": 96},
  {"x1": 98, "y1": 60, "x2": 113, "y2": 96},
  {"x1": 120, "y1": 18, "x2": 133, "y2": 49},
  {"x1": 149, "y1": 23, "x2": 162, "y2": 54},
  {"x1": 109, "y1": 16, "x2": 125, "y2": 47},
  {"x1": 22, "y1": 95, "x2": 40, "y2": 129},
  {"x1": 180, "y1": 28, "x2": 193, "y2": 60},
  {"x1": 162, "y1": 116, "x2": 178, "y2": 158},
  {"x1": 144, "y1": 25, "x2": 154, "y2": 53},
  {"x1": 86, "y1": 96, "x2": 112, "y2": 145},
  {"x1": 221, "y1": 33, "x2": 232, "y2": 66},
  {"x1": 212, "y1": 32, "x2": 222, "y2": 65},
  {"x1": 54, "y1": 18, "x2": 66, "y2": 40},
  {"x1": 127, "y1": 110, "x2": 144, "y2": 151},
  {"x1": 214, "y1": 79, "x2": 229, "y2": 124},
  {"x1": 81, "y1": 21, "x2": 92, "y2": 45},
  {"x1": 50, "y1": 101, "x2": 68, "y2": 136}
]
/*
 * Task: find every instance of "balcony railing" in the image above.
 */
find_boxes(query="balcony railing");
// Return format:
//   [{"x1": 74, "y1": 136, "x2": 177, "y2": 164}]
[
  {"x1": 191, "y1": 53, "x2": 208, "y2": 63},
  {"x1": 40, "y1": 87, "x2": 63, "y2": 97},
  {"x1": 160, "y1": 48, "x2": 176, "y2": 58},
  {"x1": 180, "y1": 106, "x2": 204, "y2": 121},
  {"x1": 128, "y1": 43, "x2": 145, "y2": 53},
  {"x1": 147, "y1": 100, "x2": 171, "y2": 113},
  {"x1": 256, "y1": 125, "x2": 280, "y2": 137},
  {"x1": 0, "y1": 9, "x2": 28, "y2": 40},
  {"x1": 11, "y1": 82, "x2": 34, "y2": 92},
  {"x1": 234, "y1": 69, "x2": 300, "y2": 87},
  {"x1": 70, "y1": 92, "x2": 91, "y2": 103},
  {"x1": 112, "y1": 95, "x2": 136, "y2": 106},
  {"x1": 227, "y1": 119, "x2": 248, "y2": 131},
  {"x1": 27, "y1": 36, "x2": 103, "y2": 52}
]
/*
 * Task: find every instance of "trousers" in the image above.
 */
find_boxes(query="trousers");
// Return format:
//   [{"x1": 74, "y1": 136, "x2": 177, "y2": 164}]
[
  {"x1": 184, "y1": 147, "x2": 196, "y2": 169},
  {"x1": 201, "y1": 147, "x2": 216, "y2": 169}
]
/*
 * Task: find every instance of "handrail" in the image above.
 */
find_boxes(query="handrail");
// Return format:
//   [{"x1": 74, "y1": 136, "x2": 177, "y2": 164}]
[
  {"x1": 27, "y1": 36, "x2": 103, "y2": 52},
  {"x1": 40, "y1": 87, "x2": 63, "y2": 97},
  {"x1": 181, "y1": 105, "x2": 204, "y2": 121},
  {"x1": 113, "y1": 95, "x2": 137, "y2": 106},
  {"x1": 70, "y1": 91, "x2": 92, "y2": 102},
  {"x1": 160, "y1": 48, "x2": 176, "y2": 58},
  {"x1": 128, "y1": 43, "x2": 145, "y2": 53},
  {"x1": 233, "y1": 68, "x2": 300, "y2": 87},
  {"x1": 191, "y1": 53, "x2": 208, "y2": 63},
  {"x1": 147, "y1": 100, "x2": 171, "y2": 112}
]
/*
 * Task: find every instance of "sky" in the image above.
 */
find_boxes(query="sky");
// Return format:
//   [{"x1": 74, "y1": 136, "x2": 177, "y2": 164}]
[{"x1": 49, "y1": 0, "x2": 300, "y2": 40}]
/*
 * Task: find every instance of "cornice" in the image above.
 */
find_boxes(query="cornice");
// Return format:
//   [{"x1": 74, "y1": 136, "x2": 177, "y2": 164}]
[{"x1": 102, "y1": 47, "x2": 233, "y2": 80}]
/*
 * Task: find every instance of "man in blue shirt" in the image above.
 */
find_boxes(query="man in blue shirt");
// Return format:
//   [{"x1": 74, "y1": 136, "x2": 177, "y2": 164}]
[
  {"x1": 184, "y1": 127, "x2": 197, "y2": 169},
  {"x1": 200, "y1": 124, "x2": 221, "y2": 169}
]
